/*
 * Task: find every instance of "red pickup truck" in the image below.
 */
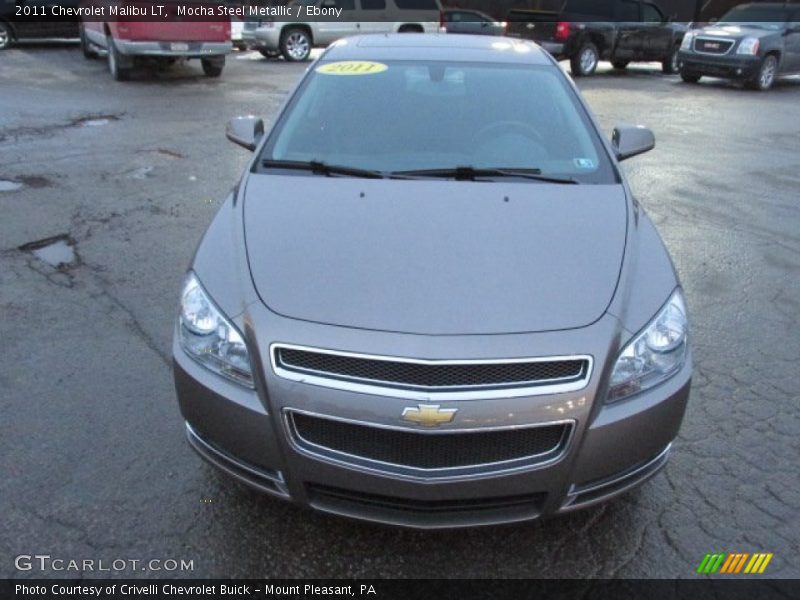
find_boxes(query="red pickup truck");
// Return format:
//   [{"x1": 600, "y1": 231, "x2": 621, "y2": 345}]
[{"x1": 81, "y1": 5, "x2": 231, "y2": 80}]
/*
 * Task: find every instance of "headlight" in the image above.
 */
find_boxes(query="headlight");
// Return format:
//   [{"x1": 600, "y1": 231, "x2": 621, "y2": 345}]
[
  {"x1": 680, "y1": 32, "x2": 695, "y2": 51},
  {"x1": 607, "y1": 289, "x2": 688, "y2": 402},
  {"x1": 736, "y1": 37, "x2": 760, "y2": 55},
  {"x1": 179, "y1": 272, "x2": 254, "y2": 387}
]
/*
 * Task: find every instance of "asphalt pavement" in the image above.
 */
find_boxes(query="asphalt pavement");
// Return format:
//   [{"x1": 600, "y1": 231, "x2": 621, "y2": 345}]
[{"x1": 1, "y1": 43, "x2": 799, "y2": 578}]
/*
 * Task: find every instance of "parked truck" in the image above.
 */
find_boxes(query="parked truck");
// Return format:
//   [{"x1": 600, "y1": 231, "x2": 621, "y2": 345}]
[{"x1": 506, "y1": 0, "x2": 687, "y2": 76}]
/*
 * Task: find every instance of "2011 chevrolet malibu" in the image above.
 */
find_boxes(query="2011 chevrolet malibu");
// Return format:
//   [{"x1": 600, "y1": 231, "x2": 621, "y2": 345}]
[{"x1": 173, "y1": 33, "x2": 691, "y2": 529}]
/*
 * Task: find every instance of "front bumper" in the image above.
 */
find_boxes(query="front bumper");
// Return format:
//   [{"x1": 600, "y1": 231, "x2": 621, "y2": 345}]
[
  {"x1": 678, "y1": 50, "x2": 760, "y2": 79},
  {"x1": 173, "y1": 314, "x2": 691, "y2": 529},
  {"x1": 113, "y1": 40, "x2": 232, "y2": 57}
]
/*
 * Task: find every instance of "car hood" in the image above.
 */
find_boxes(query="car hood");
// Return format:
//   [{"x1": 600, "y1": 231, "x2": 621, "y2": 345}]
[
  {"x1": 243, "y1": 175, "x2": 628, "y2": 335},
  {"x1": 698, "y1": 24, "x2": 778, "y2": 39}
]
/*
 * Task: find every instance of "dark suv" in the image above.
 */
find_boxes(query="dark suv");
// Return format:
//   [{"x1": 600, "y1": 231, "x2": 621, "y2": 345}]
[
  {"x1": 678, "y1": 3, "x2": 800, "y2": 90},
  {"x1": 506, "y1": 0, "x2": 686, "y2": 76}
]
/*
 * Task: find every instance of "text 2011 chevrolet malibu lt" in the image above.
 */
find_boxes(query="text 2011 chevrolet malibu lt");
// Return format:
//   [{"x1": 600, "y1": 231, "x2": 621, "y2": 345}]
[{"x1": 173, "y1": 34, "x2": 691, "y2": 528}]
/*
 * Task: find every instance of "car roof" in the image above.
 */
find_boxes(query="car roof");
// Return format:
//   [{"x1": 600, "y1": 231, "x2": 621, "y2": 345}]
[{"x1": 321, "y1": 34, "x2": 553, "y2": 65}]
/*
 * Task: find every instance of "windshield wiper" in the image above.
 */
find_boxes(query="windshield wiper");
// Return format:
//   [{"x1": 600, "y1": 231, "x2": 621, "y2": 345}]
[
  {"x1": 262, "y1": 159, "x2": 388, "y2": 179},
  {"x1": 392, "y1": 166, "x2": 579, "y2": 184}
]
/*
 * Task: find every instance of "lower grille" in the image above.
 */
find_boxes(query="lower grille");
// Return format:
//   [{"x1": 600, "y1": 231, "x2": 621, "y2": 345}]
[
  {"x1": 693, "y1": 37, "x2": 734, "y2": 55},
  {"x1": 287, "y1": 411, "x2": 571, "y2": 475},
  {"x1": 307, "y1": 483, "x2": 546, "y2": 527}
]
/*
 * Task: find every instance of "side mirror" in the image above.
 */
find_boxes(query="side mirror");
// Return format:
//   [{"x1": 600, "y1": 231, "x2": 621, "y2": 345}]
[
  {"x1": 612, "y1": 125, "x2": 655, "y2": 161},
  {"x1": 226, "y1": 116, "x2": 264, "y2": 151}
]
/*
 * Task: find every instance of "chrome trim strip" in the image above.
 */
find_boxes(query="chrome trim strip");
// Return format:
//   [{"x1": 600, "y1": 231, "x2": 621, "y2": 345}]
[
  {"x1": 692, "y1": 37, "x2": 735, "y2": 56},
  {"x1": 270, "y1": 343, "x2": 593, "y2": 400},
  {"x1": 185, "y1": 422, "x2": 290, "y2": 498},
  {"x1": 560, "y1": 443, "x2": 672, "y2": 511},
  {"x1": 283, "y1": 408, "x2": 575, "y2": 481}
]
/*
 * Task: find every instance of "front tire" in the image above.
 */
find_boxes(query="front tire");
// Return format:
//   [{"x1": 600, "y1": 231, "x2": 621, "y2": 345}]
[
  {"x1": 745, "y1": 54, "x2": 778, "y2": 91},
  {"x1": 662, "y1": 46, "x2": 679, "y2": 74},
  {"x1": 280, "y1": 28, "x2": 311, "y2": 62},
  {"x1": 0, "y1": 21, "x2": 14, "y2": 50},
  {"x1": 106, "y1": 35, "x2": 131, "y2": 81},
  {"x1": 80, "y1": 25, "x2": 97, "y2": 59},
  {"x1": 680, "y1": 70, "x2": 701, "y2": 83},
  {"x1": 201, "y1": 57, "x2": 225, "y2": 77},
  {"x1": 258, "y1": 48, "x2": 281, "y2": 59},
  {"x1": 571, "y1": 42, "x2": 599, "y2": 77}
]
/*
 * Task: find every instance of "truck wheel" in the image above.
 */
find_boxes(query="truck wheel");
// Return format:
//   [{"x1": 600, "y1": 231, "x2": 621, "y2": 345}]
[
  {"x1": 662, "y1": 47, "x2": 679, "y2": 74},
  {"x1": 280, "y1": 28, "x2": 311, "y2": 62},
  {"x1": 258, "y1": 48, "x2": 281, "y2": 59},
  {"x1": 80, "y1": 25, "x2": 97, "y2": 59},
  {"x1": 680, "y1": 70, "x2": 701, "y2": 83},
  {"x1": 201, "y1": 57, "x2": 225, "y2": 77},
  {"x1": 571, "y1": 42, "x2": 599, "y2": 77},
  {"x1": 107, "y1": 35, "x2": 131, "y2": 81},
  {"x1": 745, "y1": 54, "x2": 778, "y2": 91},
  {"x1": 611, "y1": 60, "x2": 629, "y2": 70},
  {"x1": 0, "y1": 21, "x2": 14, "y2": 50}
]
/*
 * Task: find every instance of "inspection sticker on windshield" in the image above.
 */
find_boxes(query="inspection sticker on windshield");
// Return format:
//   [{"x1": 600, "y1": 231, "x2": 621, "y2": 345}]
[
  {"x1": 317, "y1": 61, "x2": 388, "y2": 76},
  {"x1": 574, "y1": 158, "x2": 596, "y2": 169}
]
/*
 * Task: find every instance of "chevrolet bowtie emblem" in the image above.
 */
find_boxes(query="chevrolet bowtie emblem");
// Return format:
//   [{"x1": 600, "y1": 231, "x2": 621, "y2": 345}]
[{"x1": 401, "y1": 404, "x2": 457, "y2": 427}]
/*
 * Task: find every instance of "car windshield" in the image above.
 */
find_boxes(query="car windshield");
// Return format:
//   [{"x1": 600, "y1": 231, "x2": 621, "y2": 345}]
[
  {"x1": 260, "y1": 60, "x2": 617, "y2": 184},
  {"x1": 717, "y1": 6, "x2": 787, "y2": 29}
]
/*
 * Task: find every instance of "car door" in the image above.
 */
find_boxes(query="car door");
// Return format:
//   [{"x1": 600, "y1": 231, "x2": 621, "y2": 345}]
[
  {"x1": 13, "y1": 0, "x2": 59, "y2": 38},
  {"x1": 640, "y1": 2, "x2": 673, "y2": 59},
  {"x1": 315, "y1": 0, "x2": 360, "y2": 45},
  {"x1": 358, "y1": 0, "x2": 389, "y2": 34},
  {"x1": 445, "y1": 10, "x2": 483, "y2": 35},
  {"x1": 784, "y1": 10, "x2": 800, "y2": 73},
  {"x1": 613, "y1": 0, "x2": 643, "y2": 60}
]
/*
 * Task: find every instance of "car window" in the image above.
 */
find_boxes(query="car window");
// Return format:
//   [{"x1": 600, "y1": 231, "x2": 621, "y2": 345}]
[
  {"x1": 616, "y1": 0, "x2": 640, "y2": 22},
  {"x1": 641, "y1": 3, "x2": 664, "y2": 23},
  {"x1": 262, "y1": 61, "x2": 617, "y2": 184},
  {"x1": 360, "y1": 0, "x2": 386, "y2": 9}
]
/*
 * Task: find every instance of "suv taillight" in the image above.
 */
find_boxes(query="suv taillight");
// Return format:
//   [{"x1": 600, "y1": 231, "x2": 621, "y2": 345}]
[{"x1": 554, "y1": 21, "x2": 570, "y2": 42}]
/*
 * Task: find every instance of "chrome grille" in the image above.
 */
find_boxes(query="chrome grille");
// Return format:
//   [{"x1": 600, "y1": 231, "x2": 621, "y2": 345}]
[
  {"x1": 693, "y1": 37, "x2": 734, "y2": 55},
  {"x1": 286, "y1": 410, "x2": 572, "y2": 476},
  {"x1": 272, "y1": 344, "x2": 592, "y2": 399}
]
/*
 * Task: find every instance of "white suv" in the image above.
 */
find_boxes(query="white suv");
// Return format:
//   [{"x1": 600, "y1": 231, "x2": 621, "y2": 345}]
[{"x1": 254, "y1": 0, "x2": 443, "y2": 61}]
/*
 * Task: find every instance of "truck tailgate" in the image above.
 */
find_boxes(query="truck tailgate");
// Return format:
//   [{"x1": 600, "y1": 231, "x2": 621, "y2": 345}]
[
  {"x1": 122, "y1": 21, "x2": 229, "y2": 42},
  {"x1": 506, "y1": 10, "x2": 559, "y2": 42}
]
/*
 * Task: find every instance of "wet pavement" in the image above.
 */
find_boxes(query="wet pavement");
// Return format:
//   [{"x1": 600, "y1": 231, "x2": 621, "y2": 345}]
[{"x1": 1, "y1": 45, "x2": 798, "y2": 579}]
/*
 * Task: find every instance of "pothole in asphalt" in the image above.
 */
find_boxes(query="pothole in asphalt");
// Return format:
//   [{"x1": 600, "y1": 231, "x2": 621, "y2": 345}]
[
  {"x1": 18, "y1": 234, "x2": 79, "y2": 269},
  {"x1": 0, "y1": 175, "x2": 53, "y2": 192},
  {"x1": 0, "y1": 180, "x2": 23, "y2": 192},
  {"x1": 81, "y1": 118, "x2": 110, "y2": 127},
  {"x1": 128, "y1": 166, "x2": 154, "y2": 179},
  {"x1": 73, "y1": 114, "x2": 122, "y2": 128}
]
